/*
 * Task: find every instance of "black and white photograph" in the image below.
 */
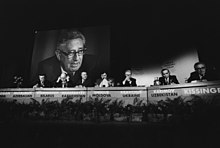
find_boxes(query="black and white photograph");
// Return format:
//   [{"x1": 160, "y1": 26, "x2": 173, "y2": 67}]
[{"x1": 1, "y1": 0, "x2": 220, "y2": 148}]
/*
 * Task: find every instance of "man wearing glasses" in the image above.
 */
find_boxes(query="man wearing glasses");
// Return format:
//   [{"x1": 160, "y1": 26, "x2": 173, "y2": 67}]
[
  {"x1": 187, "y1": 62, "x2": 219, "y2": 83},
  {"x1": 37, "y1": 30, "x2": 97, "y2": 87}
]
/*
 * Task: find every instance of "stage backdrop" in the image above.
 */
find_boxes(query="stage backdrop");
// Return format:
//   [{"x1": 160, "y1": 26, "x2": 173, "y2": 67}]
[
  {"x1": 131, "y1": 48, "x2": 199, "y2": 86},
  {"x1": 30, "y1": 26, "x2": 110, "y2": 83}
]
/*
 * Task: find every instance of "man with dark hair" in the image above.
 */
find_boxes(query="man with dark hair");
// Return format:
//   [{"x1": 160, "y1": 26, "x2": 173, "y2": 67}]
[
  {"x1": 187, "y1": 62, "x2": 219, "y2": 83},
  {"x1": 108, "y1": 77, "x2": 115, "y2": 87},
  {"x1": 95, "y1": 72, "x2": 110, "y2": 87},
  {"x1": 159, "y1": 69, "x2": 179, "y2": 85},
  {"x1": 121, "y1": 70, "x2": 137, "y2": 87},
  {"x1": 33, "y1": 74, "x2": 52, "y2": 88},
  {"x1": 37, "y1": 29, "x2": 98, "y2": 86},
  {"x1": 75, "y1": 71, "x2": 93, "y2": 87}
]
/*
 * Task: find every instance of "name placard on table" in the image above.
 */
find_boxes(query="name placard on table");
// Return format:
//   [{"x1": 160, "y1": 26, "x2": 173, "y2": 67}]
[
  {"x1": 0, "y1": 88, "x2": 34, "y2": 103},
  {"x1": 1, "y1": 81, "x2": 220, "y2": 104},
  {"x1": 87, "y1": 87, "x2": 147, "y2": 105},
  {"x1": 34, "y1": 88, "x2": 87, "y2": 103},
  {"x1": 0, "y1": 87, "x2": 147, "y2": 104},
  {"x1": 147, "y1": 81, "x2": 220, "y2": 103}
]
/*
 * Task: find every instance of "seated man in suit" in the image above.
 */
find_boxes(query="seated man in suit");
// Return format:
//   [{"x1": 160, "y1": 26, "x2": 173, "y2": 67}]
[
  {"x1": 95, "y1": 72, "x2": 110, "y2": 87},
  {"x1": 54, "y1": 73, "x2": 74, "y2": 88},
  {"x1": 75, "y1": 71, "x2": 93, "y2": 87},
  {"x1": 121, "y1": 69, "x2": 137, "y2": 87},
  {"x1": 36, "y1": 29, "x2": 98, "y2": 87},
  {"x1": 159, "y1": 68, "x2": 179, "y2": 85},
  {"x1": 33, "y1": 74, "x2": 52, "y2": 88},
  {"x1": 187, "y1": 62, "x2": 219, "y2": 83}
]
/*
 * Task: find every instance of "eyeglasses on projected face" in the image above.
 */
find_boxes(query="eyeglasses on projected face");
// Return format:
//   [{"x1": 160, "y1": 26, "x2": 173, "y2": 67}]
[
  {"x1": 59, "y1": 49, "x2": 86, "y2": 58},
  {"x1": 196, "y1": 67, "x2": 206, "y2": 70}
]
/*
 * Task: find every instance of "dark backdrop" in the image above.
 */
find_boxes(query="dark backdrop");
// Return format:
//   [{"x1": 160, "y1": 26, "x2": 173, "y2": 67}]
[{"x1": 1, "y1": 0, "x2": 220, "y2": 87}]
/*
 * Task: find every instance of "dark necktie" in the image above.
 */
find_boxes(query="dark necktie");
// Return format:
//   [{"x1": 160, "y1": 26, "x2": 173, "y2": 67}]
[{"x1": 165, "y1": 78, "x2": 169, "y2": 84}]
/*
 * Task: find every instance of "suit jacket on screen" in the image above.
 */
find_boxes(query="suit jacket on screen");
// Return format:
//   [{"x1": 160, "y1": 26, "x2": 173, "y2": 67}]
[
  {"x1": 36, "y1": 55, "x2": 98, "y2": 86},
  {"x1": 75, "y1": 78, "x2": 94, "y2": 87},
  {"x1": 33, "y1": 80, "x2": 53, "y2": 88},
  {"x1": 54, "y1": 80, "x2": 75, "y2": 88}
]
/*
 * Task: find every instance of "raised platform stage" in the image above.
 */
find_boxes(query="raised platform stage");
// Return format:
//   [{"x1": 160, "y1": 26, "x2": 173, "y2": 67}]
[{"x1": 1, "y1": 81, "x2": 220, "y2": 104}]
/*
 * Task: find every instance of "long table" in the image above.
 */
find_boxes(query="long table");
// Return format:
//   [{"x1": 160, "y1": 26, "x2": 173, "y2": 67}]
[
  {"x1": 0, "y1": 87, "x2": 147, "y2": 105},
  {"x1": 1, "y1": 81, "x2": 220, "y2": 105}
]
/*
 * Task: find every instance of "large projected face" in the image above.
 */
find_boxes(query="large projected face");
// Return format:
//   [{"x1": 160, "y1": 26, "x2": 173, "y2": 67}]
[
  {"x1": 56, "y1": 38, "x2": 84, "y2": 73},
  {"x1": 30, "y1": 26, "x2": 110, "y2": 83}
]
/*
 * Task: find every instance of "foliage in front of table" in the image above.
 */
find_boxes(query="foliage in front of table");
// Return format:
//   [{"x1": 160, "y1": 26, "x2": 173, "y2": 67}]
[{"x1": 0, "y1": 95, "x2": 220, "y2": 123}]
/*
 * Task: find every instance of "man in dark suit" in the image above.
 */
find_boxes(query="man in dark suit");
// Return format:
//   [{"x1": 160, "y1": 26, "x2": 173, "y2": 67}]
[
  {"x1": 95, "y1": 72, "x2": 110, "y2": 87},
  {"x1": 75, "y1": 71, "x2": 93, "y2": 87},
  {"x1": 33, "y1": 74, "x2": 52, "y2": 88},
  {"x1": 159, "y1": 68, "x2": 179, "y2": 85},
  {"x1": 36, "y1": 30, "x2": 98, "y2": 86},
  {"x1": 187, "y1": 62, "x2": 219, "y2": 83},
  {"x1": 121, "y1": 69, "x2": 137, "y2": 87}
]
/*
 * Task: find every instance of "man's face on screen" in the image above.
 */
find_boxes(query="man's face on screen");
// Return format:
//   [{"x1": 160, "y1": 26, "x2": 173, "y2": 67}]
[{"x1": 59, "y1": 38, "x2": 84, "y2": 74}]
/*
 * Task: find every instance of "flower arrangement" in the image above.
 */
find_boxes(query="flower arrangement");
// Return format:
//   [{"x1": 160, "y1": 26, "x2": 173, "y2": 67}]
[
  {"x1": 13, "y1": 76, "x2": 23, "y2": 88},
  {"x1": 1, "y1": 95, "x2": 220, "y2": 124}
]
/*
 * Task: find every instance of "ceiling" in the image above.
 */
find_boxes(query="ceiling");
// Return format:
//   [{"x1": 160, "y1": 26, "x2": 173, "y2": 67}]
[
  {"x1": 1, "y1": 0, "x2": 220, "y2": 48},
  {"x1": 1, "y1": 0, "x2": 220, "y2": 30}
]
